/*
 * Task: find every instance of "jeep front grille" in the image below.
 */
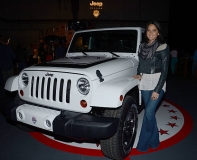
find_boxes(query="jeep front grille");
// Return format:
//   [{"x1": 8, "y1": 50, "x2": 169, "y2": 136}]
[{"x1": 30, "y1": 76, "x2": 71, "y2": 103}]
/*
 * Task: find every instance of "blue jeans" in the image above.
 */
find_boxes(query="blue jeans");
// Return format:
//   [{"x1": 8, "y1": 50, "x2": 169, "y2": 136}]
[{"x1": 136, "y1": 89, "x2": 164, "y2": 152}]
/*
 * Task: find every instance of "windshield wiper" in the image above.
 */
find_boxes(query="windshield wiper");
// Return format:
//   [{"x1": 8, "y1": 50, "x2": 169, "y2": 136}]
[
  {"x1": 82, "y1": 52, "x2": 88, "y2": 56},
  {"x1": 109, "y1": 51, "x2": 120, "y2": 57}
]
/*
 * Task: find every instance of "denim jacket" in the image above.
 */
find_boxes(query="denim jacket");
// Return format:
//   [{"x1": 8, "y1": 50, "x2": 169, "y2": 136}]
[{"x1": 137, "y1": 43, "x2": 170, "y2": 93}]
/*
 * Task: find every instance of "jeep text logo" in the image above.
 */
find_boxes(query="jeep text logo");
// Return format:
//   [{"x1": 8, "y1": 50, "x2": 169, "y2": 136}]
[
  {"x1": 90, "y1": 1, "x2": 103, "y2": 7},
  {"x1": 45, "y1": 72, "x2": 53, "y2": 77}
]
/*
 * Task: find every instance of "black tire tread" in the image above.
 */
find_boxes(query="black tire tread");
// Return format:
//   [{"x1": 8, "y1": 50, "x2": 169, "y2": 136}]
[{"x1": 100, "y1": 96, "x2": 138, "y2": 160}]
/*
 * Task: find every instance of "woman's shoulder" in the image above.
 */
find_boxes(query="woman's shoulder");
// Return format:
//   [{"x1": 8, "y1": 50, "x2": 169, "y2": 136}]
[{"x1": 156, "y1": 43, "x2": 169, "y2": 51}]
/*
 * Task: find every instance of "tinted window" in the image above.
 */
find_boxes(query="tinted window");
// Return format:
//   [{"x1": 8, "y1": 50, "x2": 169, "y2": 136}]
[{"x1": 69, "y1": 30, "x2": 138, "y2": 53}]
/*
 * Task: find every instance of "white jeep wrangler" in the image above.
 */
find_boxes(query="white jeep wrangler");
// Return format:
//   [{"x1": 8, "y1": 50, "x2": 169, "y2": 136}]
[{"x1": 4, "y1": 27, "x2": 145, "y2": 160}]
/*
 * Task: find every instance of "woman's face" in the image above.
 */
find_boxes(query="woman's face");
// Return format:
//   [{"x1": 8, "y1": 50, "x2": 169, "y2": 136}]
[{"x1": 146, "y1": 24, "x2": 159, "y2": 44}]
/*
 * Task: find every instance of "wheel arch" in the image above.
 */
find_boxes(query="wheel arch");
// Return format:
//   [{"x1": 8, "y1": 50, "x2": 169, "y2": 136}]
[
  {"x1": 125, "y1": 85, "x2": 144, "y2": 114},
  {"x1": 125, "y1": 85, "x2": 140, "y2": 105}
]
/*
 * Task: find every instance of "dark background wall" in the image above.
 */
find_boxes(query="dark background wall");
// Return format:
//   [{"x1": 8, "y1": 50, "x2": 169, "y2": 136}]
[
  {"x1": 0, "y1": 0, "x2": 170, "y2": 21},
  {"x1": 2, "y1": 0, "x2": 188, "y2": 51},
  {"x1": 168, "y1": 1, "x2": 196, "y2": 53}
]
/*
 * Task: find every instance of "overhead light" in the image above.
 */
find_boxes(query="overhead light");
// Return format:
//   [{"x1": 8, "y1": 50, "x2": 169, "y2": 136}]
[{"x1": 93, "y1": 10, "x2": 100, "y2": 18}]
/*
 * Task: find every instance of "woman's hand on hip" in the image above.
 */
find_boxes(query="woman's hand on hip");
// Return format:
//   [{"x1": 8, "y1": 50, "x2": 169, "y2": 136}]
[
  {"x1": 151, "y1": 92, "x2": 159, "y2": 100},
  {"x1": 133, "y1": 75, "x2": 142, "y2": 80}
]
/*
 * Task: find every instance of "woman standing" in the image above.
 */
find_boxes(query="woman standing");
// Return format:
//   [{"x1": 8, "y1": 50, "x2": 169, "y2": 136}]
[{"x1": 133, "y1": 21, "x2": 170, "y2": 152}]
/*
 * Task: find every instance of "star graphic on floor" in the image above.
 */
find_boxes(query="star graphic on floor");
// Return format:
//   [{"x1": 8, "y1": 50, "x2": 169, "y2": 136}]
[
  {"x1": 168, "y1": 109, "x2": 177, "y2": 113},
  {"x1": 159, "y1": 129, "x2": 169, "y2": 135},
  {"x1": 170, "y1": 115, "x2": 181, "y2": 120},
  {"x1": 162, "y1": 104, "x2": 170, "y2": 108},
  {"x1": 166, "y1": 122, "x2": 178, "y2": 128}
]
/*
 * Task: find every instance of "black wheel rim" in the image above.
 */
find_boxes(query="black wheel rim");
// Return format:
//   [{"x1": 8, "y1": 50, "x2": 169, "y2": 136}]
[{"x1": 122, "y1": 107, "x2": 137, "y2": 152}]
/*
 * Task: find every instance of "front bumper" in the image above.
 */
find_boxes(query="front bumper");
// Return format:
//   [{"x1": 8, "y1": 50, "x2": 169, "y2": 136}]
[
  {"x1": 3, "y1": 98, "x2": 119, "y2": 140},
  {"x1": 53, "y1": 111, "x2": 119, "y2": 139},
  {"x1": 53, "y1": 112, "x2": 119, "y2": 139}
]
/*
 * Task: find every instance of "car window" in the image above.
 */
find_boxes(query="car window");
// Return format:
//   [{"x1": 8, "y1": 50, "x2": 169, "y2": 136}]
[{"x1": 69, "y1": 30, "x2": 138, "y2": 53}]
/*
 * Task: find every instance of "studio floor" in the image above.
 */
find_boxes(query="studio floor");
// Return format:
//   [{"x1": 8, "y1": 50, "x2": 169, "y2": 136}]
[{"x1": 0, "y1": 73, "x2": 197, "y2": 160}]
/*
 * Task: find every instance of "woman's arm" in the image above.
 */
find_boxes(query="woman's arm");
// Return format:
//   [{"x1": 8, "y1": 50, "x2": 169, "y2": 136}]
[{"x1": 154, "y1": 44, "x2": 170, "y2": 93}]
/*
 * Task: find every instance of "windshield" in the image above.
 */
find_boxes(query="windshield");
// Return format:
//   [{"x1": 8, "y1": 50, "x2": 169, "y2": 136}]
[{"x1": 68, "y1": 30, "x2": 138, "y2": 53}]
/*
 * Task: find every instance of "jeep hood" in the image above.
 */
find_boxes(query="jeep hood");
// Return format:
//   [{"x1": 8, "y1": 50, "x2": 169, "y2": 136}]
[{"x1": 24, "y1": 56, "x2": 138, "y2": 80}]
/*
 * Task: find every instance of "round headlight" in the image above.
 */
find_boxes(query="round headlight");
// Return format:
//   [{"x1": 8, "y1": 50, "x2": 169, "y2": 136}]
[
  {"x1": 21, "y1": 73, "x2": 29, "y2": 87},
  {"x1": 77, "y1": 78, "x2": 90, "y2": 95}
]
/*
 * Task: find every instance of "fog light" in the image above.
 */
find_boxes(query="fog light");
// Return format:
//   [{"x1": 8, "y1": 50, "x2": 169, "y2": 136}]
[
  {"x1": 17, "y1": 109, "x2": 25, "y2": 121},
  {"x1": 44, "y1": 116, "x2": 53, "y2": 130}
]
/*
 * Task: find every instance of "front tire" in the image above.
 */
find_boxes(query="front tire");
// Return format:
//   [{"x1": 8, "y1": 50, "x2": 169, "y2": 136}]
[{"x1": 100, "y1": 96, "x2": 138, "y2": 160}]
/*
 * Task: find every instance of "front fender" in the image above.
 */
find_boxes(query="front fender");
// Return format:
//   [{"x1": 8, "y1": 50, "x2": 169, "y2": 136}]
[
  {"x1": 91, "y1": 77, "x2": 139, "y2": 108},
  {"x1": 4, "y1": 75, "x2": 19, "y2": 91}
]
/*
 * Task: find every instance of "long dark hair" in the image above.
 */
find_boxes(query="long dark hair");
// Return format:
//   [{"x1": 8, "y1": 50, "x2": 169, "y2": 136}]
[{"x1": 144, "y1": 20, "x2": 164, "y2": 44}]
